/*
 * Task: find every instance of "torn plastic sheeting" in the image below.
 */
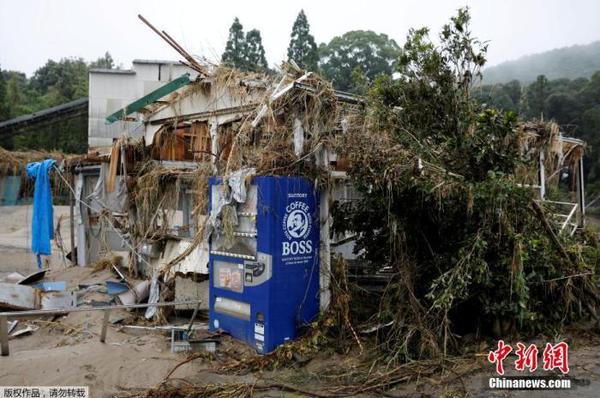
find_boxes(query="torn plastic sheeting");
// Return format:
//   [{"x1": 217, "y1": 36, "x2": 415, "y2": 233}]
[
  {"x1": 145, "y1": 272, "x2": 160, "y2": 319},
  {"x1": 228, "y1": 167, "x2": 255, "y2": 203},
  {"x1": 117, "y1": 280, "x2": 151, "y2": 306},
  {"x1": 90, "y1": 163, "x2": 128, "y2": 213},
  {"x1": 206, "y1": 167, "x2": 255, "y2": 239}
]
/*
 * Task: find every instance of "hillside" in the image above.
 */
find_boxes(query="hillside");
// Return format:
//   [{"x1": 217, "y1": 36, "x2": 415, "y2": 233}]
[{"x1": 483, "y1": 40, "x2": 600, "y2": 84}]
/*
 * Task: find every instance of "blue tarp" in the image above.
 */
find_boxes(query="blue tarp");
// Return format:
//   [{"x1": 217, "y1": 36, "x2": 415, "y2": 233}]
[{"x1": 26, "y1": 159, "x2": 56, "y2": 267}]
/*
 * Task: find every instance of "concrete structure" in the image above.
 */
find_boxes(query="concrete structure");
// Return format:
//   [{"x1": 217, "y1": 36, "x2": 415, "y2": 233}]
[{"x1": 88, "y1": 60, "x2": 197, "y2": 149}]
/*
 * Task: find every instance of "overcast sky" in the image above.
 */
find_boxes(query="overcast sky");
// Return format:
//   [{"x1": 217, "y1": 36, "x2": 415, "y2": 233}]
[{"x1": 1, "y1": 0, "x2": 600, "y2": 76}]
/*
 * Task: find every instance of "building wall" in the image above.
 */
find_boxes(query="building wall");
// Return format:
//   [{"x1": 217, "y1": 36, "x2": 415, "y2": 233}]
[{"x1": 88, "y1": 60, "x2": 196, "y2": 150}]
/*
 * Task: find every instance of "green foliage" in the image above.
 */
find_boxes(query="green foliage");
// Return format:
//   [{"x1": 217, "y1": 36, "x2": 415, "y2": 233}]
[
  {"x1": 221, "y1": 18, "x2": 269, "y2": 73},
  {"x1": 221, "y1": 18, "x2": 247, "y2": 70},
  {"x1": 319, "y1": 30, "x2": 401, "y2": 92},
  {"x1": 30, "y1": 58, "x2": 88, "y2": 106},
  {"x1": 287, "y1": 10, "x2": 319, "y2": 71},
  {"x1": 334, "y1": 8, "x2": 600, "y2": 358},
  {"x1": 0, "y1": 66, "x2": 9, "y2": 120},
  {"x1": 474, "y1": 70, "x2": 600, "y2": 196},
  {"x1": 484, "y1": 40, "x2": 600, "y2": 84},
  {"x1": 245, "y1": 29, "x2": 268, "y2": 72},
  {"x1": 1, "y1": 53, "x2": 115, "y2": 153},
  {"x1": 524, "y1": 75, "x2": 549, "y2": 118},
  {"x1": 90, "y1": 52, "x2": 115, "y2": 69}
]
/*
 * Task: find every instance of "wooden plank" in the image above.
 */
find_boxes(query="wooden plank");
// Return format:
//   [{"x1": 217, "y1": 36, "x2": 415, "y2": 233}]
[
  {"x1": 100, "y1": 309, "x2": 110, "y2": 343},
  {"x1": 106, "y1": 142, "x2": 120, "y2": 193}
]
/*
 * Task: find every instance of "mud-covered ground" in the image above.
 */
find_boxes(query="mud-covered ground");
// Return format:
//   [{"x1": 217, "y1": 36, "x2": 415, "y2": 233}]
[{"x1": 1, "y1": 205, "x2": 600, "y2": 397}]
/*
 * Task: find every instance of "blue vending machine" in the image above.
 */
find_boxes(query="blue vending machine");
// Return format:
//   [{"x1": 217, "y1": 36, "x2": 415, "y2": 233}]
[{"x1": 208, "y1": 176, "x2": 320, "y2": 353}]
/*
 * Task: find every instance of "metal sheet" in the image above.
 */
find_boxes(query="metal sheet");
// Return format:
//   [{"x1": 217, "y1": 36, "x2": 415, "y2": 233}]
[{"x1": 0, "y1": 283, "x2": 38, "y2": 310}]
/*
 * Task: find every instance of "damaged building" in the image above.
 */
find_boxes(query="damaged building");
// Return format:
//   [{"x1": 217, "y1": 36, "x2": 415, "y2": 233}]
[{"x1": 63, "y1": 57, "x2": 365, "y2": 352}]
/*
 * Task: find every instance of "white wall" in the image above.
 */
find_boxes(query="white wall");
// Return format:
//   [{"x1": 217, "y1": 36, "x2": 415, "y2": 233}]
[{"x1": 88, "y1": 60, "x2": 196, "y2": 150}]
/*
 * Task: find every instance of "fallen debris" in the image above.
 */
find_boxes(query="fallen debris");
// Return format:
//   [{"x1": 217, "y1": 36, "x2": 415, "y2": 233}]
[
  {"x1": 34, "y1": 281, "x2": 66, "y2": 292},
  {"x1": 8, "y1": 325, "x2": 38, "y2": 340},
  {"x1": 4, "y1": 272, "x2": 24, "y2": 284},
  {"x1": 0, "y1": 283, "x2": 38, "y2": 310},
  {"x1": 7, "y1": 320, "x2": 18, "y2": 334},
  {"x1": 17, "y1": 269, "x2": 47, "y2": 285},
  {"x1": 106, "y1": 281, "x2": 129, "y2": 296},
  {"x1": 117, "y1": 280, "x2": 151, "y2": 306},
  {"x1": 40, "y1": 291, "x2": 76, "y2": 310}
]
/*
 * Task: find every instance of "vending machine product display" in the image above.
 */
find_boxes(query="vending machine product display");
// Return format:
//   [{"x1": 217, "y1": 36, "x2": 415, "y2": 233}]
[{"x1": 208, "y1": 176, "x2": 320, "y2": 353}]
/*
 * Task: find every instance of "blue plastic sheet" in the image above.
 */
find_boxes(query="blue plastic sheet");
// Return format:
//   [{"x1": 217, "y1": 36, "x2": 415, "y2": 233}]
[{"x1": 26, "y1": 159, "x2": 56, "y2": 268}]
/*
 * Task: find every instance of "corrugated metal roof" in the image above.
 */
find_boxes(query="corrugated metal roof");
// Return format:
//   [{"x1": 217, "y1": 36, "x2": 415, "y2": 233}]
[{"x1": 0, "y1": 98, "x2": 88, "y2": 131}]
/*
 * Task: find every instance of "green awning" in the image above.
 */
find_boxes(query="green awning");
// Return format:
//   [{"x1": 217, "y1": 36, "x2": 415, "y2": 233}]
[{"x1": 105, "y1": 73, "x2": 192, "y2": 124}]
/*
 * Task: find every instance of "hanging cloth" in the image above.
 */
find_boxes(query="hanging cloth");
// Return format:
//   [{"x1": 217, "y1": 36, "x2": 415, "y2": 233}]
[{"x1": 26, "y1": 159, "x2": 56, "y2": 268}]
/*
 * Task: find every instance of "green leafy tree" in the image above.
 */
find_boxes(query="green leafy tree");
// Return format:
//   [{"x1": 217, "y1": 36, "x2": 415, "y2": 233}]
[
  {"x1": 221, "y1": 18, "x2": 247, "y2": 70},
  {"x1": 90, "y1": 52, "x2": 115, "y2": 69},
  {"x1": 335, "y1": 8, "x2": 600, "y2": 356},
  {"x1": 580, "y1": 71, "x2": 600, "y2": 107},
  {"x1": 30, "y1": 58, "x2": 88, "y2": 107},
  {"x1": 0, "y1": 66, "x2": 9, "y2": 121},
  {"x1": 525, "y1": 75, "x2": 549, "y2": 118},
  {"x1": 545, "y1": 93, "x2": 580, "y2": 125},
  {"x1": 503, "y1": 80, "x2": 522, "y2": 108},
  {"x1": 581, "y1": 105, "x2": 600, "y2": 181},
  {"x1": 5, "y1": 72, "x2": 31, "y2": 117},
  {"x1": 287, "y1": 10, "x2": 319, "y2": 71},
  {"x1": 245, "y1": 29, "x2": 268, "y2": 72},
  {"x1": 319, "y1": 31, "x2": 401, "y2": 92}
]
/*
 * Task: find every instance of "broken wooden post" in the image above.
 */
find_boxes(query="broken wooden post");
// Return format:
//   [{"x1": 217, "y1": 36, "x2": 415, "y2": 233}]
[
  {"x1": 69, "y1": 170, "x2": 76, "y2": 266},
  {"x1": 577, "y1": 156, "x2": 586, "y2": 227},
  {"x1": 100, "y1": 309, "x2": 110, "y2": 343},
  {"x1": 0, "y1": 315, "x2": 8, "y2": 356}
]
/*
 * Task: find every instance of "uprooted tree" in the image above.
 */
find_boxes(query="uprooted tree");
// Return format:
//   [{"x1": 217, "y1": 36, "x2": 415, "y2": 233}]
[{"x1": 333, "y1": 7, "x2": 600, "y2": 360}]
